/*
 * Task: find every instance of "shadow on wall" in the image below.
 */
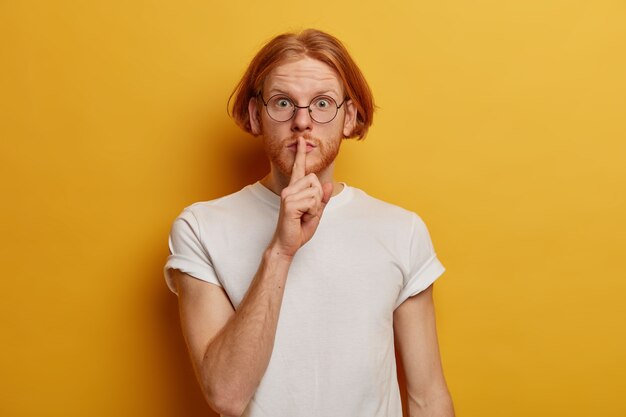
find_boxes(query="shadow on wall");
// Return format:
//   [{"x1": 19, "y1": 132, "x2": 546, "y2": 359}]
[
  {"x1": 216, "y1": 130, "x2": 269, "y2": 196},
  {"x1": 197, "y1": 119, "x2": 269, "y2": 201},
  {"x1": 155, "y1": 126, "x2": 268, "y2": 417}
]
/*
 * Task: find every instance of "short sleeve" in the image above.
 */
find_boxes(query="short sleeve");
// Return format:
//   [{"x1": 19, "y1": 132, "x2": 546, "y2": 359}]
[
  {"x1": 163, "y1": 208, "x2": 221, "y2": 295},
  {"x1": 394, "y1": 214, "x2": 445, "y2": 309}
]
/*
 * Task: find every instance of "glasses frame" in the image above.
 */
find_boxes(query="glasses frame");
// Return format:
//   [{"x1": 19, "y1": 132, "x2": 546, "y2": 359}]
[{"x1": 258, "y1": 93, "x2": 347, "y2": 124}]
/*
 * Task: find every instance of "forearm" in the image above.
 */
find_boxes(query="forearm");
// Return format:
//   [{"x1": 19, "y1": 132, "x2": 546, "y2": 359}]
[{"x1": 200, "y1": 245, "x2": 292, "y2": 415}]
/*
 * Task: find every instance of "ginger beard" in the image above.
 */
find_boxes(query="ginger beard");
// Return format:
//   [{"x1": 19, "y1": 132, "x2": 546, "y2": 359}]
[{"x1": 262, "y1": 132, "x2": 342, "y2": 178}]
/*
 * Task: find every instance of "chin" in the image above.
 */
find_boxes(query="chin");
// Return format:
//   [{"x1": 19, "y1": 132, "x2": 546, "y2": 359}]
[
  {"x1": 305, "y1": 160, "x2": 333, "y2": 176},
  {"x1": 274, "y1": 157, "x2": 331, "y2": 178}
]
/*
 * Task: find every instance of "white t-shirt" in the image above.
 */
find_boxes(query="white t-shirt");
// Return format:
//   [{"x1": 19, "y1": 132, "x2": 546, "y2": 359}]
[{"x1": 164, "y1": 182, "x2": 445, "y2": 417}]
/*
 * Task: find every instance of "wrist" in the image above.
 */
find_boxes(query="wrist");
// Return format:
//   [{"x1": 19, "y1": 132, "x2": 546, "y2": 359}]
[
  {"x1": 259, "y1": 244, "x2": 294, "y2": 288},
  {"x1": 264, "y1": 241, "x2": 296, "y2": 263}
]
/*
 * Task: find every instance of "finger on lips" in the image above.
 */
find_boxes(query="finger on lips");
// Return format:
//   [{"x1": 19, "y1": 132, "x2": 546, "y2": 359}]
[
  {"x1": 283, "y1": 138, "x2": 327, "y2": 219},
  {"x1": 289, "y1": 137, "x2": 307, "y2": 185}
]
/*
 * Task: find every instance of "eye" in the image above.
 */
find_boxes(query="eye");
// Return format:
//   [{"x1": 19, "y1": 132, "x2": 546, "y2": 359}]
[
  {"x1": 270, "y1": 96, "x2": 293, "y2": 109},
  {"x1": 313, "y1": 96, "x2": 334, "y2": 110},
  {"x1": 277, "y1": 98, "x2": 291, "y2": 108}
]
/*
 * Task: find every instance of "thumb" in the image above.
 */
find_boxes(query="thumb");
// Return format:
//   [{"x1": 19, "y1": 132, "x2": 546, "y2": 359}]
[{"x1": 321, "y1": 182, "x2": 333, "y2": 205}]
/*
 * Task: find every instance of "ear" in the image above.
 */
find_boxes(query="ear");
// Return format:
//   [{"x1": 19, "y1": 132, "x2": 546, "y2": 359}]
[
  {"x1": 248, "y1": 96, "x2": 262, "y2": 136},
  {"x1": 342, "y1": 99, "x2": 357, "y2": 138}
]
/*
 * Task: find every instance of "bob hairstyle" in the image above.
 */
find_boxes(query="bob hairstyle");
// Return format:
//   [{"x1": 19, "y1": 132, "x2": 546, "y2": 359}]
[{"x1": 229, "y1": 29, "x2": 374, "y2": 140}]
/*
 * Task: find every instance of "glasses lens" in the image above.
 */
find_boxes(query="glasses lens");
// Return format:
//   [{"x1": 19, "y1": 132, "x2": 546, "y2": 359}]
[
  {"x1": 266, "y1": 95, "x2": 295, "y2": 122},
  {"x1": 309, "y1": 96, "x2": 338, "y2": 123},
  {"x1": 264, "y1": 94, "x2": 340, "y2": 123}
]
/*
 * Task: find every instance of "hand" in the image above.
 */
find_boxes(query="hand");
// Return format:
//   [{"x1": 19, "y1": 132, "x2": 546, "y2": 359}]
[{"x1": 271, "y1": 138, "x2": 333, "y2": 257}]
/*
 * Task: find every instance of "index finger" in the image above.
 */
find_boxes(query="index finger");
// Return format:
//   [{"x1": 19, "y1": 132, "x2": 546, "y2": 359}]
[{"x1": 289, "y1": 137, "x2": 306, "y2": 185}]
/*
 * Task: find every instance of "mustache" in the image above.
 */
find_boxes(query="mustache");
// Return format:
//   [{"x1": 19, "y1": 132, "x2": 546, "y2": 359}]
[{"x1": 284, "y1": 134, "x2": 320, "y2": 146}]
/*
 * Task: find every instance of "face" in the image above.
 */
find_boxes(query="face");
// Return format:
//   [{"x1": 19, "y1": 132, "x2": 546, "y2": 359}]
[{"x1": 248, "y1": 57, "x2": 357, "y2": 179}]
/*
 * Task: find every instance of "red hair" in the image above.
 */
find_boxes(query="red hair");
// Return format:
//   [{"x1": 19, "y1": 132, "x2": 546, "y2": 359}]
[{"x1": 229, "y1": 29, "x2": 374, "y2": 140}]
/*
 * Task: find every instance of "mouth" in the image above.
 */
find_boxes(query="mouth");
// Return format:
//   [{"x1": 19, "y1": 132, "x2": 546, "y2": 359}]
[{"x1": 286, "y1": 140, "x2": 317, "y2": 153}]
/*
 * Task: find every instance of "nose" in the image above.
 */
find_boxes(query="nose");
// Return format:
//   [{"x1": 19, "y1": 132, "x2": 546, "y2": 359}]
[{"x1": 291, "y1": 106, "x2": 313, "y2": 132}]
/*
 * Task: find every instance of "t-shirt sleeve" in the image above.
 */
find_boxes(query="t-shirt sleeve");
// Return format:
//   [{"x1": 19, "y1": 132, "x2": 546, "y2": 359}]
[
  {"x1": 394, "y1": 213, "x2": 445, "y2": 309},
  {"x1": 163, "y1": 207, "x2": 221, "y2": 295}
]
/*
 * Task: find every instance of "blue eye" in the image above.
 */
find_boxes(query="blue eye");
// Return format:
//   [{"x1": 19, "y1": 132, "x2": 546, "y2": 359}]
[{"x1": 277, "y1": 99, "x2": 291, "y2": 108}]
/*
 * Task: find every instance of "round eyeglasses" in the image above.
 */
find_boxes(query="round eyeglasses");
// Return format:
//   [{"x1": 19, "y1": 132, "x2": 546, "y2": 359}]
[{"x1": 258, "y1": 94, "x2": 346, "y2": 124}]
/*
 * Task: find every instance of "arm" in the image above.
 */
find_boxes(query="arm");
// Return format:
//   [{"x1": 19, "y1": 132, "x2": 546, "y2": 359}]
[
  {"x1": 173, "y1": 250, "x2": 290, "y2": 417},
  {"x1": 174, "y1": 138, "x2": 332, "y2": 416},
  {"x1": 393, "y1": 284, "x2": 455, "y2": 417}
]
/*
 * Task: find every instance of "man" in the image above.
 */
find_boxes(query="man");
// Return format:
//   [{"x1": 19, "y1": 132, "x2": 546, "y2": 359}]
[{"x1": 164, "y1": 29, "x2": 454, "y2": 417}]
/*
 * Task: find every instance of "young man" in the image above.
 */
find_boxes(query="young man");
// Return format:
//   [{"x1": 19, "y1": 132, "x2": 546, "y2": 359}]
[{"x1": 165, "y1": 29, "x2": 454, "y2": 417}]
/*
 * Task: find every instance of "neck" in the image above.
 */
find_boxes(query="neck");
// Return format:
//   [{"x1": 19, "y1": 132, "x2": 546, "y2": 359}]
[{"x1": 260, "y1": 163, "x2": 344, "y2": 197}]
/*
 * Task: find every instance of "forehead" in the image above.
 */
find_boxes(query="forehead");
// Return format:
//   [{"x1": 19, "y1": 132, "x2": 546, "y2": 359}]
[{"x1": 263, "y1": 57, "x2": 343, "y2": 97}]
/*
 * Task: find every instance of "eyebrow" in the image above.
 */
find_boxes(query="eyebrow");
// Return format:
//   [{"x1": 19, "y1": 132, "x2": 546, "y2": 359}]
[{"x1": 265, "y1": 89, "x2": 343, "y2": 101}]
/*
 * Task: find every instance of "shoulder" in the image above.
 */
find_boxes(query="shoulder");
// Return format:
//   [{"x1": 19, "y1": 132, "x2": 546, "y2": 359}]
[
  {"x1": 346, "y1": 186, "x2": 420, "y2": 226},
  {"x1": 181, "y1": 184, "x2": 261, "y2": 221}
]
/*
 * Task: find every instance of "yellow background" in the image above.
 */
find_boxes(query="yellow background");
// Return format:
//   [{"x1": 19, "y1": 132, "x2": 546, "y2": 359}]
[{"x1": 2, "y1": 1, "x2": 625, "y2": 416}]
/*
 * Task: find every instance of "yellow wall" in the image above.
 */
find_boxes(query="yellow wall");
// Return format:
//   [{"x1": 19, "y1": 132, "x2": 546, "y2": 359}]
[{"x1": 2, "y1": 1, "x2": 625, "y2": 416}]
